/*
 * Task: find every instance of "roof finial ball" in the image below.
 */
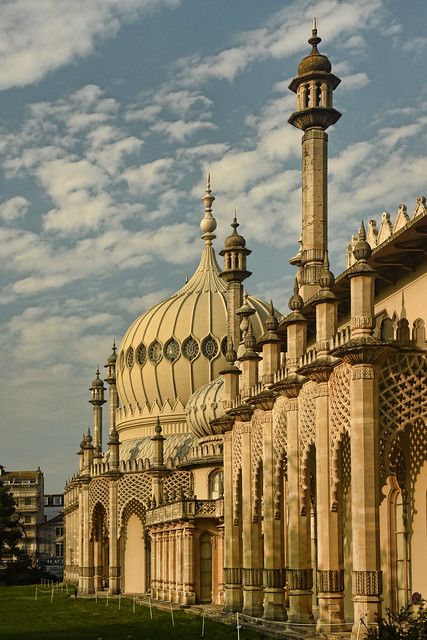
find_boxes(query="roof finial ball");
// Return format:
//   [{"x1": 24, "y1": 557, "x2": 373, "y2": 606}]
[{"x1": 200, "y1": 173, "x2": 217, "y2": 245}]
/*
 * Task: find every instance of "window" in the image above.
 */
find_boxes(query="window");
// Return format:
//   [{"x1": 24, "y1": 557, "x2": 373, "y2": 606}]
[
  {"x1": 389, "y1": 476, "x2": 411, "y2": 613},
  {"x1": 24, "y1": 515, "x2": 32, "y2": 524},
  {"x1": 55, "y1": 526, "x2": 63, "y2": 537},
  {"x1": 135, "y1": 343, "x2": 147, "y2": 366},
  {"x1": 24, "y1": 497, "x2": 32, "y2": 506},
  {"x1": 148, "y1": 340, "x2": 162, "y2": 364},
  {"x1": 208, "y1": 469, "x2": 223, "y2": 500},
  {"x1": 55, "y1": 543, "x2": 63, "y2": 557},
  {"x1": 183, "y1": 337, "x2": 199, "y2": 362},
  {"x1": 164, "y1": 339, "x2": 180, "y2": 362},
  {"x1": 201, "y1": 336, "x2": 218, "y2": 360},
  {"x1": 53, "y1": 496, "x2": 62, "y2": 506},
  {"x1": 126, "y1": 346, "x2": 134, "y2": 368}
]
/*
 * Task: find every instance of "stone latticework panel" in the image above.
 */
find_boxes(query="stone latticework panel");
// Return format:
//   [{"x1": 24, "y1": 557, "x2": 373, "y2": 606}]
[
  {"x1": 379, "y1": 352, "x2": 427, "y2": 487},
  {"x1": 298, "y1": 381, "x2": 316, "y2": 500},
  {"x1": 164, "y1": 470, "x2": 193, "y2": 499},
  {"x1": 120, "y1": 497, "x2": 146, "y2": 539},
  {"x1": 250, "y1": 418, "x2": 264, "y2": 519},
  {"x1": 273, "y1": 399, "x2": 287, "y2": 519},
  {"x1": 89, "y1": 477, "x2": 110, "y2": 519},
  {"x1": 329, "y1": 362, "x2": 351, "y2": 509},
  {"x1": 117, "y1": 472, "x2": 152, "y2": 521},
  {"x1": 232, "y1": 426, "x2": 243, "y2": 523}
]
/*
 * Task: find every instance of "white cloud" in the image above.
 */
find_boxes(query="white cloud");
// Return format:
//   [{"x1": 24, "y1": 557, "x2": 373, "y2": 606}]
[
  {"x1": 0, "y1": 196, "x2": 29, "y2": 221},
  {"x1": 0, "y1": 1, "x2": 180, "y2": 90},
  {"x1": 150, "y1": 119, "x2": 216, "y2": 142},
  {"x1": 123, "y1": 157, "x2": 174, "y2": 195}
]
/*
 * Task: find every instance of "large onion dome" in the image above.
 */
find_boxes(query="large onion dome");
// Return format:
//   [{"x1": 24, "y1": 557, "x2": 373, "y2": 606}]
[
  {"x1": 116, "y1": 180, "x2": 274, "y2": 441},
  {"x1": 185, "y1": 376, "x2": 225, "y2": 439}
]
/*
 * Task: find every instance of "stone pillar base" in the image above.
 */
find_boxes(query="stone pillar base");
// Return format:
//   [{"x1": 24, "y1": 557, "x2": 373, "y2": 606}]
[
  {"x1": 263, "y1": 588, "x2": 286, "y2": 620},
  {"x1": 317, "y1": 593, "x2": 345, "y2": 633},
  {"x1": 287, "y1": 591, "x2": 314, "y2": 623},
  {"x1": 224, "y1": 585, "x2": 243, "y2": 612},
  {"x1": 352, "y1": 595, "x2": 382, "y2": 637},
  {"x1": 242, "y1": 586, "x2": 264, "y2": 618}
]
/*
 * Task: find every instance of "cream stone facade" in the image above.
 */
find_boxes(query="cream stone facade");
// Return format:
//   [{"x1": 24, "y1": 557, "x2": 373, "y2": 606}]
[{"x1": 64, "y1": 26, "x2": 427, "y2": 636}]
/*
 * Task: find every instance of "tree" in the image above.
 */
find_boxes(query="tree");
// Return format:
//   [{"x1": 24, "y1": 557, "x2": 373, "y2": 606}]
[{"x1": 0, "y1": 480, "x2": 22, "y2": 561}]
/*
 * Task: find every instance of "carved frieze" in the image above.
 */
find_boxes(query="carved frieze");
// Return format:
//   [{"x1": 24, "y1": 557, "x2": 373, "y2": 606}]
[
  {"x1": 351, "y1": 365, "x2": 375, "y2": 380},
  {"x1": 317, "y1": 569, "x2": 344, "y2": 593},
  {"x1": 224, "y1": 567, "x2": 242, "y2": 585},
  {"x1": 287, "y1": 568, "x2": 313, "y2": 591},
  {"x1": 263, "y1": 568, "x2": 286, "y2": 588},
  {"x1": 242, "y1": 567, "x2": 264, "y2": 587},
  {"x1": 352, "y1": 570, "x2": 382, "y2": 596}
]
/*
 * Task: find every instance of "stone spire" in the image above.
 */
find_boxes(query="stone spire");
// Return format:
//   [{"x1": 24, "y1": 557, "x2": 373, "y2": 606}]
[
  {"x1": 288, "y1": 22, "x2": 341, "y2": 301},
  {"x1": 219, "y1": 211, "x2": 252, "y2": 350},
  {"x1": 104, "y1": 341, "x2": 118, "y2": 436},
  {"x1": 89, "y1": 367, "x2": 106, "y2": 458},
  {"x1": 200, "y1": 174, "x2": 217, "y2": 245}
]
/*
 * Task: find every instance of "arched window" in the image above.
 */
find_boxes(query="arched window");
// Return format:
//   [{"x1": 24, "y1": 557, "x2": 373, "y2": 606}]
[
  {"x1": 389, "y1": 476, "x2": 411, "y2": 611},
  {"x1": 208, "y1": 469, "x2": 223, "y2": 500}
]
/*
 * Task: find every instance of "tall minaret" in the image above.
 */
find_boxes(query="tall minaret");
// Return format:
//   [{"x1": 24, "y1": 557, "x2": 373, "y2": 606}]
[
  {"x1": 104, "y1": 341, "x2": 118, "y2": 436},
  {"x1": 219, "y1": 211, "x2": 251, "y2": 350},
  {"x1": 288, "y1": 20, "x2": 341, "y2": 300},
  {"x1": 89, "y1": 368, "x2": 106, "y2": 458}
]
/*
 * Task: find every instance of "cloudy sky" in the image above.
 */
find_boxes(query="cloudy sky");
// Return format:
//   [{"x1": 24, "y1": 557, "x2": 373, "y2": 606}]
[{"x1": 0, "y1": 0, "x2": 425, "y2": 492}]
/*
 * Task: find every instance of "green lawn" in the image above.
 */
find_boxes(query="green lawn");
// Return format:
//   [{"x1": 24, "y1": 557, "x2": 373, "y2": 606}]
[{"x1": 0, "y1": 585, "x2": 268, "y2": 640}]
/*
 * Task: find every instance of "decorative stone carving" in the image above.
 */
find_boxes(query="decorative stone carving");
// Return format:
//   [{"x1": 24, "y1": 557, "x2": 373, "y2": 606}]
[
  {"x1": 317, "y1": 569, "x2": 344, "y2": 593},
  {"x1": 224, "y1": 567, "x2": 242, "y2": 584},
  {"x1": 329, "y1": 363, "x2": 351, "y2": 509},
  {"x1": 263, "y1": 568, "x2": 285, "y2": 588},
  {"x1": 242, "y1": 567, "x2": 264, "y2": 587},
  {"x1": 298, "y1": 381, "x2": 316, "y2": 508},
  {"x1": 351, "y1": 316, "x2": 374, "y2": 331},
  {"x1": 287, "y1": 568, "x2": 313, "y2": 591},
  {"x1": 351, "y1": 365, "x2": 375, "y2": 380},
  {"x1": 352, "y1": 570, "x2": 382, "y2": 596}
]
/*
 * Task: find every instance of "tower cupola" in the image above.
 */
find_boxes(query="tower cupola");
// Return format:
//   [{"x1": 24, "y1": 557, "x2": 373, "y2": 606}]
[
  {"x1": 288, "y1": 22, "x2": 341, "y2": 301},
  {"x1": 289, "y1": 19, "x2": 341, "y2": 131}
]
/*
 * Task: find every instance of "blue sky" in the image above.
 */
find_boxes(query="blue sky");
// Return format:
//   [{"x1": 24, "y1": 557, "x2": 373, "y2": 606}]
[{"x1": 0, "y1": 0, "x2": 426, "y2": 492}]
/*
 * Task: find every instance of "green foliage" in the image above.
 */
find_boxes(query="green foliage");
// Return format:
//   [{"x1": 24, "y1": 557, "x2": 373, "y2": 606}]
[
  {"x1": 0, "y1": 551, "x2": 47, "y2": 586},
  {"x1": 0, "y1": 480, "x2": 22, "y2": 561},
  {"x1": 364, "y1": 596, "x2": 427, "y2": 640}
]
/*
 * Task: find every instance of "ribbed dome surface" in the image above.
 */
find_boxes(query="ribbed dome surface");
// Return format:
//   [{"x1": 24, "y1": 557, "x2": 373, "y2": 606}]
[
  {"x1": 298, "y1": 52, "x2": 331, "y2": 76},
  {"x1": 116, "y1": 237, "x2": 273, "y2": 440},
  {"x1": 186, "y1": 376, "x2": 224, "y2": 438}
]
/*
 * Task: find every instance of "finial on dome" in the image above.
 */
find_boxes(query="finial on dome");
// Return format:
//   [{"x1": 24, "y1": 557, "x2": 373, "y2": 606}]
[
  {"x1": 264, "y1": 300, "x2": 279, "y2": 334},
  {"x1": 200, "y1": 173, "x2": 217, "y2": 245},
  {"x1": 154, "y1": 416, "x2": 162, "y2": 435},
  {"x1": 225, "y1": 335, "x2": 237, "y2": 364},
  {"x1": 308, "y1": 16, "x2": 321, "y2": 51}
]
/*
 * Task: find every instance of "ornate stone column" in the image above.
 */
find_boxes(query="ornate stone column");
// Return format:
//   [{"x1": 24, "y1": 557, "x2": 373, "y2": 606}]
[
  {"x1": 298, "y1": 258, "x2": 345, "y2": 631},
  {"x1": 223, "y1": 428, "x2": 243, "y2": 612},
  {"x1": 169, "y1": 528, "x2": 177, "y2": 602},
  {"x1": 277, "y1": 281, "x2": 313, "y2": 623},
  {"x1": 80, "y1": 480, "x2": 94, "y2": 594},
  {"x1": 108, "y1": 476, "x2": 120, "y2": 594},
  {"x1": 216, "y1": 525, "x2": 225, "y2": 605},
  {"x1": 182, "y1": 523, "x2": 196, "y2": 604},
  {"x1": 241, "y1": 418, "x2": 263, "y2": 617},
  {"x1": 175, "y1": 527, "x2": 184, "y2": 604},
  {"x1": 332, "y1": 224, "x2": 389, "y2": 633}
]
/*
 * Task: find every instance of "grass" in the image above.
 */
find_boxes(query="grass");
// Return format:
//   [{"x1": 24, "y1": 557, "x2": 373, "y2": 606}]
[{"x1": 0, "y1": 585, "x2": 268, "y2": 640}]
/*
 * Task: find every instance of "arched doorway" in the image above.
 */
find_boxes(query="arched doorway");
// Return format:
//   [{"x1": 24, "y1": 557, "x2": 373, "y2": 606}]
[
  {"x1": 199, "y1": 532, "x2": 212, "y2": 602},
  {"x1": 123, "y1": 513, "x2": 145, "y2": 593}
]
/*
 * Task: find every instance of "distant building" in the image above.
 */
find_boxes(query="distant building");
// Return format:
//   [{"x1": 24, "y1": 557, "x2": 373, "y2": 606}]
[
  {"x1": 0, "y1": 465, "x2": 44, "y2": 560},
  {"x1": 38, "y1": 497, "x2": 64, "y2": 579}
]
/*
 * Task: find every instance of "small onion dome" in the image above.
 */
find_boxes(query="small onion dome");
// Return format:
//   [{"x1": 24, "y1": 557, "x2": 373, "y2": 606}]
[
  {"x1": 298, "y1": 23, "x2": 331, "y2": 77},
  {"x1": 185, "y1": 376, "x2": 225, "y2": 439},
  {"x1": 106, "y1": 342, "x2": 117, "y2": 365},
  {"x1": 91, "y1": 367, "x2": 104, "y2": 388},
  {"x1": 224, "y1": 212, "x2": 246, "y2": 249},
  {"x1": 288, "y1": 277, "x2": 304, "y2": 311},
  {"x1": 319, "y1": 252, "x2": 335, "y2": 290},
  {"x1": 353, "y1": 221, "x2": 372, "y2": 262}
]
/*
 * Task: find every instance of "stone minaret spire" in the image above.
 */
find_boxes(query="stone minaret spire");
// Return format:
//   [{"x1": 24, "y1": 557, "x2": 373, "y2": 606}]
[
  {"x1": 104, "y1": 341, "x2": 118, "y2": 436},
  {"x1": 89, "y1": 367, "x2": 106, "y2": 458},
  {"x1": 219, "y1": 211, "x2": 252, "y2": 350},
  {"x1": 288, "y1": 21, "x2": 341, "y2": 301},
  {"x1": 200, "y1": 173, "x2": 217, "y2": 245}
]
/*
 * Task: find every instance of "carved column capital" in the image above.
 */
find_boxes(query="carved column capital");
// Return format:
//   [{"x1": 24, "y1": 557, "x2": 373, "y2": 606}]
[
  {"x1": 224, "y1": 567, "x2": 242, "y2": 585},
  {"x1": 263, "y1": 568, "x2": 286, "y2": 588},
  {"x1": 352, "y1": 570, "x2": 382, "y2": 596},
  {"x1": 242, "y1": 567, "x2": 263, "y2": 587},
  {"x1": 317, "y1": 569, "x2": 344, "y2": 593},
  {"x1": 287, "y1": 568, "x2": 313, "y2": 591}
]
